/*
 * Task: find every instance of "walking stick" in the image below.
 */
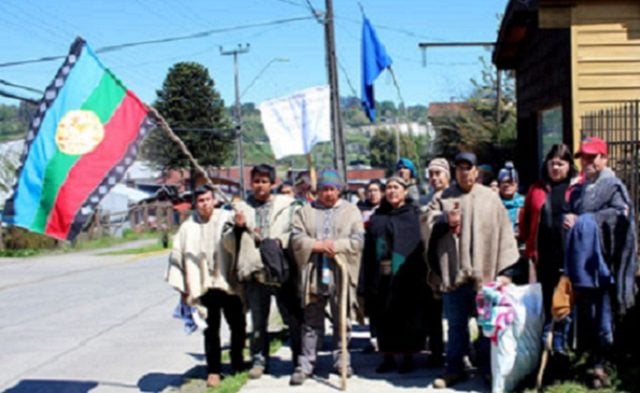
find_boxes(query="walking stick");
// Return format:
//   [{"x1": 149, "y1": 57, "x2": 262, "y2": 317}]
[
  {"x1": 536, "y1": 320, "x2": 554, "y2": 391},
  {"x1": 336, "y1": 254, "x2": 349, "y2": 391}
]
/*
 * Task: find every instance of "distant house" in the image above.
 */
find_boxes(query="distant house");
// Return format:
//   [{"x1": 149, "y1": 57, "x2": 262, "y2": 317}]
[
  {"x1": 427, "y1": 102, "x2": 472, "y2": 119},
  {"x1": 494, "y1": 0, "x2": 640, "y2": 185}
]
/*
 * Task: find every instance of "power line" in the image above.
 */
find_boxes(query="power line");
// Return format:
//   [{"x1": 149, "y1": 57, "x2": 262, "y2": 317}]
[
  {"x1": 337, "y1": 60, "x2": 358, "y2": 98},
  {"x1": 0, "y1": 15, "x2": 315, "y2": 68},
  {"x1": 0, "y1": 89, "x2": 39, "y2": 105},
  {"x1": 0, "y1": 79, "x2": 43, "y2": 94}
]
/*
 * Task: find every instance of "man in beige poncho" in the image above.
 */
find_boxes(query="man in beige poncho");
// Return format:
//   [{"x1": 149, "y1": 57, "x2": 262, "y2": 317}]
[
  {"x1": 423, "y1": 152, "x2": 519, "y2": 389},
  {"x1": 223, "y1": 164, "x2": 302, "y2": 380},
  {"x1": 289, "y1": 168, "x2": 364, "y2": 385},
  {"x1": 165, "y1": 185, "x2": 246, "y2": 388}
]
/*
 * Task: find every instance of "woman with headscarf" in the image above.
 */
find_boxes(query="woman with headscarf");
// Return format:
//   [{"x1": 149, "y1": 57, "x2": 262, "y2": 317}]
[
  {"x1": 361, "y1": 176, "x2": 429, "y2": 374},
  {"x1": 395, "y1": 157, "x2": 420, "y2": 206}
]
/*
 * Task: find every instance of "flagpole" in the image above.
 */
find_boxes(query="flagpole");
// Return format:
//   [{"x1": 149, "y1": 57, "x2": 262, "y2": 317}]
[
  {"x1": 324, "y1": 0, "x2": 348, "y2": 186},
  {"x1": 387, "y1": 66, "x2": 409, "y2": 162},
  {"x1": 148, "y1": 107, "x2": 231, "y2": 205},
  {"x1": 306, "y1": 153, "x2": 317, "y2": 193}
]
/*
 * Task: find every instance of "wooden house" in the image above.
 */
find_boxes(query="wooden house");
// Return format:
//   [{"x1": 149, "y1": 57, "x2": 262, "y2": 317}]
[{"x1": 493, "y1": 0, "x2": 640, "y2": 186}]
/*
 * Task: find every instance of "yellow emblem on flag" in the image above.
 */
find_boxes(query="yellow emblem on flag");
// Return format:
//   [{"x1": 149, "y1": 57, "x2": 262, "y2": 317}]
[{"x1": 55, "y1": 110, "x2": 105, "y2": 155}]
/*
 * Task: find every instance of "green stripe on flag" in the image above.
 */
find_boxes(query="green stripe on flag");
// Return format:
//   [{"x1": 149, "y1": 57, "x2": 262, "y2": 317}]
[
  {"x1": 31, "y1": 71, "x2": 126, "y2": 233},
  {"x1": 82, "y1": 72, "x2": 127, "y2": 123}
]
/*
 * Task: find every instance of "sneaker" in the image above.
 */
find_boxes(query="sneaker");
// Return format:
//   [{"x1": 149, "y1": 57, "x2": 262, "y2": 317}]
[
  {"x1": 375, "y1": 357, "x2": 397, "y2": 374},
  {"x1": 289, "y1": 367, "x2": 310, "y2": 386},
  {"x1": 433, "y1": 372, "x2": 468, "y2": 389},
  {"x1": 248, "y1": 365, "x2": 265, "y2": 379},
  {"x1": 591, "y1": 367, "x2": 611, "y2": 389},
  {"x1": 206, "y1": 373, "x2": 221, "y2": 388}
]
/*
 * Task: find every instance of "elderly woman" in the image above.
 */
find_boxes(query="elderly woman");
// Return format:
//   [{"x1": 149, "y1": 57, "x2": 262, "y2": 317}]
[
  {"x1": 519, "y1": 144, "x2": 577, "y2": 376},
  {"x1": 361, "y1": 176, "x2": 429, "y2": 374}
]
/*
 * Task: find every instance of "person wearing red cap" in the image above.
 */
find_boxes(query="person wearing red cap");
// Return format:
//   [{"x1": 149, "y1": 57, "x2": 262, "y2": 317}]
[{"x1": 563, "y1": 136, "x2": 637, "y2": 388}]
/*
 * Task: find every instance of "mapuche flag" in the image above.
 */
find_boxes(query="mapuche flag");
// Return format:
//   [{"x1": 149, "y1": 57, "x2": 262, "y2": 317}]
[{"x1": 3, "y1": 37, "x2": 154, "y2": 241}]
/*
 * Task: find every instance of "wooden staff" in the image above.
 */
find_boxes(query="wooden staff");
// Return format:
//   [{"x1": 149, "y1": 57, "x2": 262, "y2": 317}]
[
  {"x1": 148, "y1": 107, "x2": 231, "y2": 205},
  {"x1": 306, "y1": 153, "x2": 317, "y2": 193},
  {"x1": 336, "y1": 254, "x2": 349, "y2": 391}
]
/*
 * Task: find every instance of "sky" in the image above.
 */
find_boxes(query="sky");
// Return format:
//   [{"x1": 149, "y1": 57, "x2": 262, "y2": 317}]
[{"x1": 0, "y1": 0, "x2": 509, "y2": 109}]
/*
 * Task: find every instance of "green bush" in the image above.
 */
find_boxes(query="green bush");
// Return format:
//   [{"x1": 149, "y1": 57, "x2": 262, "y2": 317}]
[{"x1": 2, "y1": 226, "x2": 58, "y2": 251}]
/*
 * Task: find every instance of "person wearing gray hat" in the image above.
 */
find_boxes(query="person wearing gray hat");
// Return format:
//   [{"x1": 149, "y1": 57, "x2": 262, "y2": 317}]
[{"x1": 425, "y1": 158, "x2": 451, "y2": 205}]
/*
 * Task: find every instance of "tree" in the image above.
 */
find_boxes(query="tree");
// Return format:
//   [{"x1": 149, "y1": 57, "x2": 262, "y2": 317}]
[
  {"x1": 142, "y1": 62, "x2": 234, "y2": 169},
  {"x1": 430, "y1": 54, "x2": 517, "y2": 170},
  {"x1": 369, "y1": 128, "x2": 420, "y2": 176}
]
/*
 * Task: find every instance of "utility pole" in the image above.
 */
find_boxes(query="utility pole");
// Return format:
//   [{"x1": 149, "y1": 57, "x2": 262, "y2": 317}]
[
  {"x1": 323, "y1": 0, "x2": 347, "y2": 185},
  {"x1": 220, "y1": 44, "x2": 250, "y2": 199}
]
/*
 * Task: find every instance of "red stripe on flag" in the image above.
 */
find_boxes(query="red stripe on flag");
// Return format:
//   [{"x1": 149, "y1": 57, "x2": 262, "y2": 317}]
[{"x1": 45, "y1": 92, "x2": 148, "y2": 239}]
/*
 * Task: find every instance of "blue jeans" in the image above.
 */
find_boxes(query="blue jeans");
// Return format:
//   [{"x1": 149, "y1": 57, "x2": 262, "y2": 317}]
[{"x1": 443, "y1": 282, "x2": 489, "y2": 375}]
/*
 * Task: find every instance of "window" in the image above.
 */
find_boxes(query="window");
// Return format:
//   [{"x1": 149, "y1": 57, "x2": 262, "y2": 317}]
[{"x1": 538, "y1": 105, "x2": 563, "y2": 162}]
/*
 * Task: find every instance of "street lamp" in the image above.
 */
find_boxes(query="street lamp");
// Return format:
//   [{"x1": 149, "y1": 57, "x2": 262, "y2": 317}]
[{"x1": 240, "y1": 57, "x2": 289, "y2": 99}]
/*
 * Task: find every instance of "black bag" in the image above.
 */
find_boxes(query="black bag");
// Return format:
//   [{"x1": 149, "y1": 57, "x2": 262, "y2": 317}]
[{"x1": 259, "y1": 238, "x2": 290, "y2": 286}]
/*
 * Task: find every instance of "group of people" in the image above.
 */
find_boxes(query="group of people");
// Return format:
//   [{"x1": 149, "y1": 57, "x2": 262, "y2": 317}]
[{"x1": 165, "y1": 136, "x2": 637, "y2": 390}]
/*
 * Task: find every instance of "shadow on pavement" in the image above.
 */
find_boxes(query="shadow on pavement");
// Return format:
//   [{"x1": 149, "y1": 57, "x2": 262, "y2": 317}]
[
  {"x1": 137, "y1": 371, "x2": 185, "y2": 392},
  {"x1": 3, "y1": 379, "x2": 139, "y2": 393}
]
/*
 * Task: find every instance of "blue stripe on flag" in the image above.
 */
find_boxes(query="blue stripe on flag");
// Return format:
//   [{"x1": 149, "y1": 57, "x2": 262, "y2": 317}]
[{"x1": 13, "y1": 45, "x2": 105, "y2": 228}]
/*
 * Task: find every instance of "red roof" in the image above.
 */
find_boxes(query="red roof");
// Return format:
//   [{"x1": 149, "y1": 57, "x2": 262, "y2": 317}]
[{"x1": 427, "y1": 102, "x2": 472, "y2": 118}]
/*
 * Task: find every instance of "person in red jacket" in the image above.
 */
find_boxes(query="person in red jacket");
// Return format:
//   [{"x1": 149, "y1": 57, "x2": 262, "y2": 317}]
[{"x1": 518, "y1": 144, "x2": 579, "y2": 378}]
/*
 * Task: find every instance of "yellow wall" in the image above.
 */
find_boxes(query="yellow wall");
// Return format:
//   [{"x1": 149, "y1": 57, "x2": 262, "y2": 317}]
[{"x1": 569, "y1": 1, "x2": 640, "y2": 148}]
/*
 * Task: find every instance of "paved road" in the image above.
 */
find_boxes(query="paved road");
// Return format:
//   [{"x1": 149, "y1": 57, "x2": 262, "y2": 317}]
[{"x1": 0, "y1": 242, "x2": 219, "y2": 393}]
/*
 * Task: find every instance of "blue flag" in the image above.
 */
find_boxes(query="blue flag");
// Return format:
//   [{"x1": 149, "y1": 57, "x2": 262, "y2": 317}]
[{"x1": 361, "y1": 16, "x2": 392, "y2": 122}]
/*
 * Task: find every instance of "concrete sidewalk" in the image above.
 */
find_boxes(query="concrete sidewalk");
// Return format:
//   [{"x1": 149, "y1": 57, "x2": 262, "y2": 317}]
[{"x1": 240, "y1": 328, "x2": 488, "y2": 393}]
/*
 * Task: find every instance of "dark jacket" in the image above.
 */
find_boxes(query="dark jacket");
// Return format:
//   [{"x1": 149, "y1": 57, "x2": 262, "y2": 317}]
[{"x1": 568, "y1": 168, "x2": 638, "y2": 314}]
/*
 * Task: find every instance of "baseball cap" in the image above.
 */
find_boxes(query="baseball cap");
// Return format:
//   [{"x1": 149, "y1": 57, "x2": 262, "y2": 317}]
[
  {"x1": 498, "y1": 161, "x2": 519, "y2": 183},
  {"x1": 574, "y1": 136, "x2": 608, "y2": 158},
  {"x1": 454, "y1": 152, "x2": 477, "y2": 167}
]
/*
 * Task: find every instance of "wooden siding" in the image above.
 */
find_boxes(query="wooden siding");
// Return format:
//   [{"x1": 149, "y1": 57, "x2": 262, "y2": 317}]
[
  {"x1": 571, "y1": 1, "x2": 640, "y2": 147},
  {"x1": 514, "y1": 28, "x2": 572, "y2": 187}
]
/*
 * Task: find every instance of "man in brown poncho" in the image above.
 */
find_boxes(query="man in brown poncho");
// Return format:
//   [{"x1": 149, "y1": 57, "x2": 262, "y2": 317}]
[
  {"x1": 288, "y1": 168, "x2": 364, "y2": 385},
  {"x1": 423, "y1": 152, "x2": 519, "y2": 389}
]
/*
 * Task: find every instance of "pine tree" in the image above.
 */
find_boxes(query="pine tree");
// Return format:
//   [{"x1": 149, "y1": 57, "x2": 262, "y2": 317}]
[{"x1": 142, "y1": 62, "x2": 234, "y2": 169}]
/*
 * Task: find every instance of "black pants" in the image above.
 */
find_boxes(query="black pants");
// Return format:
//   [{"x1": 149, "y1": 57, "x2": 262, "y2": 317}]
[
  {"x1": 246, "y1": 280, "x2": 302, "y2": 369},
  {"x1": 200, "y1": 289, "x2": 246, "y2": 374}
]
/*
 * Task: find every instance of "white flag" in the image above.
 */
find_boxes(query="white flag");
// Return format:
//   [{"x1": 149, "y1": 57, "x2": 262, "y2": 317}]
[{"x1": 259, "y1": 85, "x2": 331, "y2": 159}]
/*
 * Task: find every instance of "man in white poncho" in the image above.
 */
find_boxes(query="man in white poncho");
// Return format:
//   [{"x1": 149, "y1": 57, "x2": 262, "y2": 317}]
[{"x1": 165, "y1": 185, "x2": 246, "y2": 388}]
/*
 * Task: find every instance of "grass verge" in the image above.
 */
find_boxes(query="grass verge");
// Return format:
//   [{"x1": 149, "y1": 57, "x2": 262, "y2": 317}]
[
  {"x1": 172, "y1": 336, "x2": 284, "y2": 393},
  {"x1": 98, "y1": 241, "x2": 170, "y2": 256},
  {"x1": 0, "y1": 229, "x2": 163, "y2": 257},
  {"x1": 205, "y1": 338, "x2": 283, "y2": 393}
]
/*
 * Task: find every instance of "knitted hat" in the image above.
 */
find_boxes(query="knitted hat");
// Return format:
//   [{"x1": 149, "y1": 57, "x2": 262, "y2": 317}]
[
  {"x1": 386, "y1": 175, "x2": 408, "y2": 188},
  {"x1": 427, "y1": 158, "x2": 450, "y2": 178},
  {"x1": 498, "y1": 161, "x2": 519, "y2": 183},
  {"x1": 395, "y1": 157, "x2": 417, "y2": 178},
  {"x1": 317, "y1": 168, "x2": 343, "y2": 189}
]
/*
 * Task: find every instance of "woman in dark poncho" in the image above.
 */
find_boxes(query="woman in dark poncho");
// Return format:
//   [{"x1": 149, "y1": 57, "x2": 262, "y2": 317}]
[{"x1": 361, "y1": 176, "x2": 429, "y2": 374}]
